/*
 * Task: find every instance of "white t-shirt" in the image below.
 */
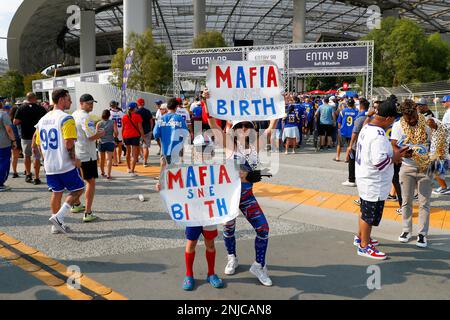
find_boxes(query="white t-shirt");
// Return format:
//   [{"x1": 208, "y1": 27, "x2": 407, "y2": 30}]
[
  {"x1": 176, "y1": 107, "x2": 191, "y2": 125},
  {"x1": 35, "y1": 110, "x2": 77, "y2": 175},
  {"x1": 72, "y1": 109, "x2": 97, "y2": 162},
  {"x1": 391, "y1": 120, "x2": 431, "y2": 167},
  {"x1": 355, "y1": 124, "x2": 394, "y2": 202},
  {"x1": 110, "y1": 109, "x2": 125, "y2": 140},
  {"x1": 442, "y1": 109, "x2": 450, "y2": 125}
]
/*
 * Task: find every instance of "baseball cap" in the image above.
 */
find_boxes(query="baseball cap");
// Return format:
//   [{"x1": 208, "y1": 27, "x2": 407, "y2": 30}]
[
  {"x1": 442, "y1": 95, "x2": 450, "y2": 103},
  {"x1": 377, "y1": 100, "x2": 401, "y2": 118},
  {"x1": 110, "y1": 100, "x2": 119, "y2": 106},
  {"x1": 80, "y1": 94, "x2": 97, "y2": 103},
  {"x1": 137, "y1": 98, "x2": 145, "y2": 106},
  {"x1": 128, "y1": 102, "x2": 138, "y2": 109},
  {"x1": 176, "y1": 98, "x2": 182, "y2": 105},
  {"x1": 416, "y1": 98, "x2": 428, "y2": 106},
  {"x1": 193, "y1": 134, "x2": 213, "y2": 147},
  {"x1": 155, "y1": 100, "x2": 163, "y2": 105}
]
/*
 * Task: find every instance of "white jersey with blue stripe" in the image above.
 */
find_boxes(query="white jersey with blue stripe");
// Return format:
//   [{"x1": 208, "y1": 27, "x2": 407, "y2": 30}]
[{"x1": 355, "y1": 124, "x2": 394, "y2": 202}]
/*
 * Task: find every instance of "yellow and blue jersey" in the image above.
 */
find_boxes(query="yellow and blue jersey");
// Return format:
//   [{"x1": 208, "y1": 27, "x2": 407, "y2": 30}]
[
  {"x1": 35, "y1": 110, "x2": 77, "y2": 175},
  {"x1": 337, "y1": 108, "x2": 358, "y2": 138}
]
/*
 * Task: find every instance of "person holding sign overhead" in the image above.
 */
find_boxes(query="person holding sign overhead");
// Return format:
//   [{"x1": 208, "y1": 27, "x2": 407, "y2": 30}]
[{"x1": 202, "y1": 88, "x2": 275, "y2": 287}]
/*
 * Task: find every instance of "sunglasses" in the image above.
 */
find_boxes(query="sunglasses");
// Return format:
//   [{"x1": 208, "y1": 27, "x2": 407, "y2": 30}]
[{"x1": 234, "y1": 122, "x2": 254, "y2": 129}]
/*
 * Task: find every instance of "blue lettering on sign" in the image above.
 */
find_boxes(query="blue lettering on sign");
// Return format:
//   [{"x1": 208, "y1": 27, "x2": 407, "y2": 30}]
[
  {"x1": 217, "y1": 100, "x2": 227, "y2": 115},
  {"x1": 263, "y1": 98, "x2": 276, "y2": 115},
  {"x1": 209, "y1": 186, "x2": 215, "y2": 197},
  {"x1": 216, "y1": 198, "x2": 228, "y2": 216},
  {"x1": 186, "y1": 166, "x2": 198, "y2": 188},
  {"x1": 252, "y1": 100, "x2": 261, "y2": 115},
  {"x1": 171, "y1": 204, "x2": 184, "y2": 220},
  {"x1": 236, "y1": 66, "x2": 247, "y2": 88},
  {"x1": 239, "y1": 100, "x2": 251, "y2": 115}
]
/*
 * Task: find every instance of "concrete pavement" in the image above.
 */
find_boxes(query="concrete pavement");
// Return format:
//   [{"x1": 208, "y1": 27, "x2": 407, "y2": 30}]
[{"x1": 1, "y1": 143, "x2": 449, "y2": 299}]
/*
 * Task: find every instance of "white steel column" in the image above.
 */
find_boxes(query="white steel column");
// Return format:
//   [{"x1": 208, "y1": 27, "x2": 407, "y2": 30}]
[
  {"x1": 123, "y1": 0, "x2": 152, "y2": 48},
  {"x1": 293, "y1": 0, "x2": 306, "y2": 43},
  {"x1": 193, "y1": 0, "x2": 206, "y2": 38},
  {"x1": 80, "y1": 9, "x2": 96, "y2": 73}
]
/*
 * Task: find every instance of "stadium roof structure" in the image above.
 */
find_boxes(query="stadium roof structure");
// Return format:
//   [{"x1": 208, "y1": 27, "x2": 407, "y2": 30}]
[{"x1": 8, "y1": 0, "x2": 450, "y2": 75}]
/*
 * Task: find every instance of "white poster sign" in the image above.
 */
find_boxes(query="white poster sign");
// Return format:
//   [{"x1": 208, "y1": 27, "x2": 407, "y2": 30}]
[
  {"x1": 206, "y1": 60, "x2": 285, "y2": 121},
  {"x1": 247, "y1": 50, "x2": 285, "y2": 69},
  {"x1": 160, "y1": 162, "x2": 241, "y2": 227}
]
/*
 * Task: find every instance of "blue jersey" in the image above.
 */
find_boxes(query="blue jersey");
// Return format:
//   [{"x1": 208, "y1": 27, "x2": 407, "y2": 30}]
[
  {"x1": 337, "y1": 108, "x2": 358, "y2": 138},
  {"x1": 302, "y1": 102, "x2": 314, "y2": 123},
  {"x1": 284, "y1": 111, "x2": 300, "y2": 128},
  {"x1": 293, "y1": 104, "x2": 306, "y2": 127},
  {"x1": 153, "y1": 113, "x2": 188, "y2": 157}
]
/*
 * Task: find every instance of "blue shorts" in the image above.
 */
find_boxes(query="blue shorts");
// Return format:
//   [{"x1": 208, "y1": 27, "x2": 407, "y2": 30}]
[
  {"x1": 47, "y1": 168, "x2": 85, "y2": 193},
  {"x1": 99, "y1": 142, "x2": 115, "y2": 153},
  {"x1": 360, "y1": 198, "x2": 385, "y2": 227},
  {"x1": 185, "y1": 226, "x2": 218, "y2": 241}
]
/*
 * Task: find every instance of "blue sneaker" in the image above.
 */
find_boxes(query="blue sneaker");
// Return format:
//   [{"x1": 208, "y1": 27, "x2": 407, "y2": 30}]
[
  {"x1": 206, "y1": 274, "x2": 224, "y2": 288},
  {"x1": 182, "y1": 276, "x2": 195, "y2": 291}
]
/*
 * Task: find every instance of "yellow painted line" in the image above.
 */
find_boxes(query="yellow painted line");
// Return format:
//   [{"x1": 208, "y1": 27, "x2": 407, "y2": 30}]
[
  {"x1": 443, "y1": 215, "x2": 450, "y2": 230},
  {"x1": 429, "y1": 209, "x2": 447, "y2": 229},
  {"x1": 0, "y1": 232, "x2": 128, "y2": 300},
  {"x1": 303, "y1": 191, "x2": 335, "y2": 207},
  {"x1": 112, "y1": 164, "x2": 450, "y2": 230},
  {"x1": 335, "y1": 196, "x2": 361, "y2": 214},
  {"x1": 320, "y1": 194, "x2": 352, "y2": 210}
]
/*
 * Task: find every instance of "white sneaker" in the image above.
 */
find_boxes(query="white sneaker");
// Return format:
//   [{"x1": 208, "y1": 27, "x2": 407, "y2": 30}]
[
  {"x1": 398, "y1": 232, "x2": 411, "y2": 243},
  {"x1": 224, "y1": 254, "x2": 238, "y2": 275},
  {"x1": 416, "y1": 234, "x2": 427, "y2": 248},
  {"x1": 49, "y1": 216, "x2": 70, "y2": 234},
  {"x1": 249, "y1": 262, "x2": 273, "y2": 286},
  {"x1": 51, "y1": 226, "x2": 61, "y2": 234},
  {"x1": 432, "y1": 187, "x2": 443, "y2": 195},
  {"x1": 130, "y1": 172, "x2": 137, "y2": 177},
  {"x1": 342, "y1": 181, "x2": 357, "y2": 187}
]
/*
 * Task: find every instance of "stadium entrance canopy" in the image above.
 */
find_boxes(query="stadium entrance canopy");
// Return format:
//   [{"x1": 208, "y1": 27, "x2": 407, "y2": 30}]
[
  {"x1": 8, "y1": 0, "x2": 449, "y2": 76},
  {"x1": 173, "y1": 40, "x2": 373, "y2": 98}
]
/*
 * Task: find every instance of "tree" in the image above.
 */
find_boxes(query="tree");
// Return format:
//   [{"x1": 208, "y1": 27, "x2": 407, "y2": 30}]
[
  {"x1": 23, "y1": 73, "x2": 49, "y2": 93},
  {"x1": 362, "y1": 17, "x2": 450, "y2": 87},
  {"x1": 0, "y1": 70, "x2": 25, "y2": 101},
  {"x1": 110, "y1": 29, "x2": 172, "y2": 95},
  {"x1": 193, "y1": 31, "x2": 227, "y2": 48}
]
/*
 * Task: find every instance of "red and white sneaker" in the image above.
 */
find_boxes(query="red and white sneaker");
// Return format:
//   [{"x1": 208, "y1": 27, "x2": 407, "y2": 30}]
[
  {"x1": 357, "y1": 244, "x2": 387, "y2": 260},
  {"x1": 353, "y1": 235, "x2": 379, "y2": 247}
]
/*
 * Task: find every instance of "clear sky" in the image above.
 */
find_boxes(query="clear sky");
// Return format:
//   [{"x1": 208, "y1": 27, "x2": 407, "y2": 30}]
[{"x1": 0, "y1": 0, "x2": 24, "y2": 59}]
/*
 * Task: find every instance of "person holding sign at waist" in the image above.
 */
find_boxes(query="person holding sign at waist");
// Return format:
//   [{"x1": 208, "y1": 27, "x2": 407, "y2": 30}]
[
  {"x1": 202, "y1": 88, "x2": 275, "y2": 287},
  {"x1": 155, "y1": 99, "x2": 224, "y2": 291}
]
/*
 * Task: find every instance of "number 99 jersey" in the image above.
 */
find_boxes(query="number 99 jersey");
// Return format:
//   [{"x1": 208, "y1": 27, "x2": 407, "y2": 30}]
[{"x1": 35, "y1": 110, "x2": 78, "y2": 175}]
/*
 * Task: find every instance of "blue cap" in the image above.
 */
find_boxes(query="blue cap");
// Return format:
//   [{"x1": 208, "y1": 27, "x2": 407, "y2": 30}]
[
  {"x1": 3, "y1": 104, "x2": 12, "y2": 110},
  {"x1": 442, "y1": 95, "x2": 450, "y2": 103},
  {"x1": 128, "y1": 102, "x2": 138, "y2": 109},
  {"x1": 155, "y1": 100, "x2": 163, "y2": 105}
]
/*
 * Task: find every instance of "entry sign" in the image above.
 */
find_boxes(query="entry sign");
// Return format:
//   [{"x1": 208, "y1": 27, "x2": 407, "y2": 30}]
[
  {"x1": 160, "y1": 162, "x2": 241, "y2": 227},
  {"x1": 206, "y1": 61, "x2": 285, "y2": 121}
]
